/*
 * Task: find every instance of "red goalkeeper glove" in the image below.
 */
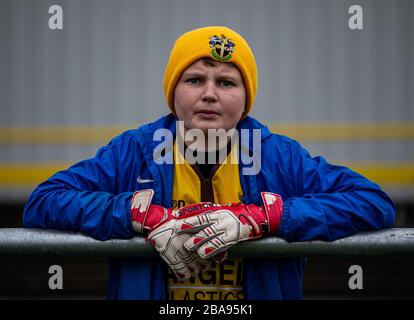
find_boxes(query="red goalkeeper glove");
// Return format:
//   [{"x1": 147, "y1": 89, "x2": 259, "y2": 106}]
[
  {"x1": 176, "y1": 192, "x2": 283, "y2": 259},
  {"x1": 130, "y1": 189, "x2": 226, "y2": 281}
]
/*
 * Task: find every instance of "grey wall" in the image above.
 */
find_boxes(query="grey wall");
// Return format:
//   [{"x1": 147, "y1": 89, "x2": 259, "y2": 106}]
[
  {"x1": 0, "y1": 0, "x2": 413, "y2": 200},
  {"x1": 2, "y1": 0, "x2": 413, "y2": 125}
]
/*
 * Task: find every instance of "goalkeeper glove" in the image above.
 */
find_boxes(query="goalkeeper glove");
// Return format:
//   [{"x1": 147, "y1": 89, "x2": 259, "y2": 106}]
[{"x1": 176, "y1": 192, "x2": 283, "y2": 259}]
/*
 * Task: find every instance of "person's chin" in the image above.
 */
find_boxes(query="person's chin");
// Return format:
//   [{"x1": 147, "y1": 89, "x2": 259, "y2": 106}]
[{"x1": 192, "y1": 118, "x2": 222, "y2": 131}]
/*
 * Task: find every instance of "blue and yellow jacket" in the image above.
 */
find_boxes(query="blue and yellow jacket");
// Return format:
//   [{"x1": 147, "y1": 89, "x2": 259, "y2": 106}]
[{"x1": 23, "y1": 114, "x2": 396, "y2": 299}]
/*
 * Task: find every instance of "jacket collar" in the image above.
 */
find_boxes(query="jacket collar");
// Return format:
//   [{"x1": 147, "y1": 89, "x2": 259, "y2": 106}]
[{"x1": 135, "y1": 113, "x2": 271, "y2": 206}]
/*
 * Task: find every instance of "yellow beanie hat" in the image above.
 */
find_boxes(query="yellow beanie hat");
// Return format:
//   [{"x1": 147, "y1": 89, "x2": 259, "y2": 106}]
[{"x1": 163, "y1": 26, "x2": 258, "y2": 118}]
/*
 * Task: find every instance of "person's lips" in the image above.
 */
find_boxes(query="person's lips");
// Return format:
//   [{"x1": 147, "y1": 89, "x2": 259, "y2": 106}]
[{"x1": 196, "y1": 109, "x2": 220, "y2": 119}]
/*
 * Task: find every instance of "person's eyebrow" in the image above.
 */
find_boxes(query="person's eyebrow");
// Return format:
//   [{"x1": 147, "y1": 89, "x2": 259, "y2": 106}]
[
  {"x1": 181, "y1": 70, "x2": 241, "y2": 83},
  {"x1": 181, "y1": 71, "x2": 206, "y2": 78},
  {"x1": 216, "y1": 73, "x2": 241, "y2": 83}
]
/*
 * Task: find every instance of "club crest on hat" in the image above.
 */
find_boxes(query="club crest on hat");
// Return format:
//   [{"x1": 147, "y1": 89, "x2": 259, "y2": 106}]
[{"x1": 209, "y1": 34, "x2": 235, "y2": 62}]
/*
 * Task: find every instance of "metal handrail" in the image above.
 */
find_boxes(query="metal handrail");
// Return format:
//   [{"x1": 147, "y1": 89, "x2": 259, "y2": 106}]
[{"x1": 1, "y1": 228, "x2": 414, "y2": 258}]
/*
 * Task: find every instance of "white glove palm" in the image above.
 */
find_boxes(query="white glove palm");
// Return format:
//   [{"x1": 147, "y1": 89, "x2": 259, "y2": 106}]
[
  {"x1": 148, "y1": 219, "x2": 212, "y2": 281},
  {"x1": 178, "y1": 209, "x2": 254, "y2": 259}
]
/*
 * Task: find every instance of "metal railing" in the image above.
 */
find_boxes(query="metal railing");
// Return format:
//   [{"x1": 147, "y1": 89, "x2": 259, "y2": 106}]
[{"x1": 1, "y1": 228, "x2": 414, "y2": 258}]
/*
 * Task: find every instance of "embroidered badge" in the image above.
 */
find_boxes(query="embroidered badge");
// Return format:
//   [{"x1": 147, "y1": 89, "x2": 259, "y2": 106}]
[{"x1": 209, "y1": 34, "x2": 235, "y2": 62}]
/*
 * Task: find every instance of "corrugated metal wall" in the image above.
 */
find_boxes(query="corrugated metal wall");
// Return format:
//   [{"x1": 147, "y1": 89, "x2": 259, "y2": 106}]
[{"x1": 0, "y1": 0, "x2": 413, "y2": 201}]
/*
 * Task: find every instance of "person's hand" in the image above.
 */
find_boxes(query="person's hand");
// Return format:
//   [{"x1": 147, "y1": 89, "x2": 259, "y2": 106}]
[
  {"x1": 130, "y1": 189, "x2": 178, "y2": 233},
  {"x1": 131, "y1": 189, "x2": 216, "y2": 233},
  {"x1": 130, "y1": 190, "x2": 226, "y2": 280},
  {"x1": 147, "y1": 217, "x2": 221, "y2": 281},
  {"x1": 176, "y1": 192, "x2": 283, "y2": 259},
  {"x1": 146, "y1": 201, "x2": 229, "y2": 281}
]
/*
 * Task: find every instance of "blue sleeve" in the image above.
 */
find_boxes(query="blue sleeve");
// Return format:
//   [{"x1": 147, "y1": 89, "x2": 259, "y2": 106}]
[
  {"x1": 277, "y1": 139, "x2": 396, "y2": 242},
  {"x1": 22, "y1": 131, "x2": 140, "y2": 240}
]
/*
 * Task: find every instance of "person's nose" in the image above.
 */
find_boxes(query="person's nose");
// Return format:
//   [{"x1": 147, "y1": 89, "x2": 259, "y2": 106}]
[{"x1": 201, "y1": 81, "x2": 218, "y2": 103}]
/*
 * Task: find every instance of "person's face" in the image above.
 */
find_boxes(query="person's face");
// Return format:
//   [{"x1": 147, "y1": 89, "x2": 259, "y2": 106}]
[{"x1": 174, "y1": 59, "x2": 246, "y2": 133}]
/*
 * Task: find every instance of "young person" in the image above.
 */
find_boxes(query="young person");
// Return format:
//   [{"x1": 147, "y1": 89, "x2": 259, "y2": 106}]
[{"x1": 23, "y1": 26, "x2": 395, "y2": 300}]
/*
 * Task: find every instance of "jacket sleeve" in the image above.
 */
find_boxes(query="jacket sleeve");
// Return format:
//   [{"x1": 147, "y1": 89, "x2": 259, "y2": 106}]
[
  {"x1": 277, "y1": 139, "x2": 396, "y2": 242},
  {"x1": 22, "y1": 131, "x2": 140, "y2": 240}
]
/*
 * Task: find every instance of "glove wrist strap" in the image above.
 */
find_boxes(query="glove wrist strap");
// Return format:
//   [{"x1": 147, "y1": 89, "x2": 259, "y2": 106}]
[
  {"x1": 131, "y1": 189, "x2": 158, "y2": 233},
  {"x1": 260, "y1": 192, "x2": 284, "y2": 234}
]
